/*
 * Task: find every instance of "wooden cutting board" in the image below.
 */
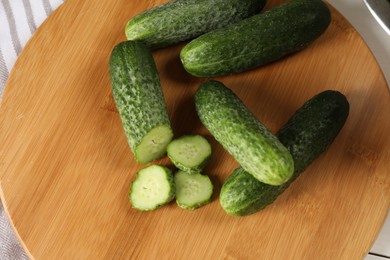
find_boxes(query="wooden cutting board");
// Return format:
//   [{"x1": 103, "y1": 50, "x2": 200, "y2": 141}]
[{"x1": 0, "y1": 0, "x2": 389, "y2": 259}]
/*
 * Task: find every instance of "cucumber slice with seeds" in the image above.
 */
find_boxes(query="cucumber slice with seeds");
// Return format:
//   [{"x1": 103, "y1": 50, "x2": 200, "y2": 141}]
[
  {"x1": 130, "y1": 165, "x2": 175, "y2": 211},
  {"x1": 167, "y1": 135, "x2": 212, "y2": 173},
  {"x1": 174, "y1": 170, "x2": 213, "y2": 210}
]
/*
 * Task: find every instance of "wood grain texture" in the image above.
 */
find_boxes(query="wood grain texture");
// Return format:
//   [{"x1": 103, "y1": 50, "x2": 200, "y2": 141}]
[{"x1": 0, "y1": 0, "x2": 389, "y2": 259}]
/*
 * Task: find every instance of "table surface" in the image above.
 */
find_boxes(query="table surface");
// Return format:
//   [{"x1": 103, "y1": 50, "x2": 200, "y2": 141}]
[{"x1": 328, "y1": 0, "x2": 390, "y2": 258}]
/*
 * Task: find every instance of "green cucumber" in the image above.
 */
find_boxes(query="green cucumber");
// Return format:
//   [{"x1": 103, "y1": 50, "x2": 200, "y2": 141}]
[
  {"x1": 125, "y1": 0, "x2": 266, "y2": 49},
  {"x1": 174, "y1": 170, "x2": 213, "y2": 210},
  {"x1": 167, "y1": 135, "x2": 212, "y2": 173},
  {"x1": 109, "y1": 41, "x2": 173, "y2": 164},
  {"x1": 180, "y1": 0, "x2": 331, "y2": 77},
  {"x1": 130, "y1": 165, "x2": 175, "y2": 211},
  {"x1": 195, "y1": 80, "x2": 294, "y2": 186},
  {"x1": 220, "y1": 90, "x2": 349, "y2": 216}
]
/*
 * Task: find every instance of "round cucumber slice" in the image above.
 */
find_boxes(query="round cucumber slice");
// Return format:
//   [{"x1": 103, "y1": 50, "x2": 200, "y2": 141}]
[
  {"x1": 130, "y1": 165, "x2": 175, "y2": 211},
  {"x1": 167, "y1": 135, "x2": 212, "y2": 173},
  {"x1": 174, "y1": 170, "x2": 213, "y2": 210}
]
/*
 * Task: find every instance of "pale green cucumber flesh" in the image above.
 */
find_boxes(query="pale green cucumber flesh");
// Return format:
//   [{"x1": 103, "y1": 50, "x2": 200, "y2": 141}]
[
  {"x1": 167, "y1": 135, "x2": 212, "y2": 173},
  {"x1": 174, "y1": 170, "x2": 213, "y2": 210},
  {"x1": 135, "y1": 125, "x2": 174, "y2": 164},
  {"x1": 130, "y1": 165, "x2": 175, "y2": 211},
  {"x1": 195, "y1": 80, "x2": 294, "y2": 186},
  {"x1": 180, "y1": 0, "x2": 331, "y2": 77},
  {"x1": 220, "y1": 90, "x2": 350, "y2": 216},
  {"x1": 125, "y1": 0, "x2": 266, "y2": 49}
]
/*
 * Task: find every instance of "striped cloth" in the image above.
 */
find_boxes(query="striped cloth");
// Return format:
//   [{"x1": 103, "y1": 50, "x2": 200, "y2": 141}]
[{"x1": 0, "y1": 0, "x2": 64, "y2": 258}]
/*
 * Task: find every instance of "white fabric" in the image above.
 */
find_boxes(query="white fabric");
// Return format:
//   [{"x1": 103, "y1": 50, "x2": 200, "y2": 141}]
[{"x1": 0, "y1": 0, "x2": 64, "y2": 258}]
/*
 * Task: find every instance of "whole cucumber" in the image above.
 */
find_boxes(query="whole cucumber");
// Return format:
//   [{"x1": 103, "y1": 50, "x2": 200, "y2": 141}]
[
  {"x1": 220, "y1": 90, "x2": 349, "y2": 216},
  {"x1": 109, "y1": 41, "x2": 173, "y2": 164},
  {"x1": 125, "y1": 0, "x2": 267, "y2": 49},
  {"x1": 180, "y1": 0, "x2": 331, "y2": 77},
  {"x1": 195, "y1": 80, "x2": 294, "y2": 186}
]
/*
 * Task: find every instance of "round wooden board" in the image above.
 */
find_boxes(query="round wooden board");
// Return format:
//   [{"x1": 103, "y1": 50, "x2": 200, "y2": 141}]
[{"x1": 0, "y1": 0, "x2": 389, "y2": 259}]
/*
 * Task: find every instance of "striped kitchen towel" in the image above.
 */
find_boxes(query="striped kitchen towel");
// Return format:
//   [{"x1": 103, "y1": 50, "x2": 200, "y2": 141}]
[{"x1": 0, "y1": 0, "x2": 64, "y2": 258}]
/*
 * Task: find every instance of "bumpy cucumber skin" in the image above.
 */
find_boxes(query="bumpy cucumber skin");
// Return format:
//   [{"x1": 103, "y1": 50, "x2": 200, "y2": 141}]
[
  {"x1": 125, "y1": 0, "x2": 267, "y2": 49},
  {"x1": 130, "y1": 165, "x2": 175, "y2": 211},
  {"x1": 180, "y1": 0, "x2": 331, "y2": 77},
  {"x1": 195, "y1": 80, "x2": 294, "y2": 186},
  {"x1": 220, "y1": 90, "x2": 350, "y2": 216},
  {"x1": 169, "y1": 153, "x2": 211, "y2": 174},
  {"x1": 109, "y1": 41, "x2": 173, "y2": 163},
  {"x1": 167, "y1": 135, "x2": 212, "y2": 174}
]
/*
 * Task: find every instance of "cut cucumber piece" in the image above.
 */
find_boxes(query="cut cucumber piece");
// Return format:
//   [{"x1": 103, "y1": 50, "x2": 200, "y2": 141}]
[
  {"x1": 109, "y1": 41, "x2": 173, "y2": 164},
  {"x1": 130, "y1": 165, "x2": 175, "y2": 211},
  {"x1": 167, "y1": 135, "x2": 212, "y2": 173},
  {"x1": 174, "y1": 170, "x2": 213, "y2": 210}
]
